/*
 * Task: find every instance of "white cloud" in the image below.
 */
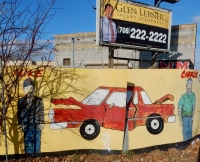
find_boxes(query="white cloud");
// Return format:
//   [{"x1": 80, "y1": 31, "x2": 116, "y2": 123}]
[{"x1": 192, "y1": 15, "x2": 200, "y2": 24}]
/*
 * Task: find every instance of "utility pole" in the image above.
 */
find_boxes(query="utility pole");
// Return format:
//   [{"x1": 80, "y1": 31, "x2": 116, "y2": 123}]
[
  {"x1": 151, "y1": 0, "x2": 161, "y2": 68},
  {"x1": 152, "y1": 0, "x2": 180, "y2": 68}
]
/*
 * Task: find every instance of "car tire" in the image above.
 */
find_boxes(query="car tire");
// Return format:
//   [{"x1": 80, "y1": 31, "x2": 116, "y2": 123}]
[
  {"x1": 146, "y1": 114, "x2": 164, "y2": 135},
  {"x1": 80, "y1": 120, "x2": 100, "y2": 140}
]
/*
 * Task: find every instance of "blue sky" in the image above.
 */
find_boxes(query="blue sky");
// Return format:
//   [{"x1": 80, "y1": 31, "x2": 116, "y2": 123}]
[{"x1": 30, "y1": 0, "x2": 200, "y2": 69}]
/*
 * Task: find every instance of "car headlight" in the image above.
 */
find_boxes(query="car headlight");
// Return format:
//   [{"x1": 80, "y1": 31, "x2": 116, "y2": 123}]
[{"x1": 48, "y1": 109, "x2": 54, "y2": 121}]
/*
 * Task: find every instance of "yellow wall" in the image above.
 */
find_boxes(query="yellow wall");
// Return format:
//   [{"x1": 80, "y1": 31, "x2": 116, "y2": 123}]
[
  {"x1": 0, "y1": 67, "x2": 200, "y2": 155},
  {"x1": 128, "y1": 69, "x2": 200, "y2": 149}
]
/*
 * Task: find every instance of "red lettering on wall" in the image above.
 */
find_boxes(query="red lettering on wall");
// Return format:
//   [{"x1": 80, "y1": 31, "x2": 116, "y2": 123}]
[
  {"x1": 176, "y1": 62, "x2": 189, "y2": 69},
  {"x1": 181, "y1": 70, "x2": 198, "y2": 78},
  {"x1": 36, "y1": 69, "x2": 43, "y2": 77},
  {"x1": 159, "y1": 62, "x2": 174, "y2": 69},
  {"x1": 13, "y1": 69, "x2": 43, "y2": 77},
  {"x1": 159, "y1": 61, "x2": 190, "y2": 69}
]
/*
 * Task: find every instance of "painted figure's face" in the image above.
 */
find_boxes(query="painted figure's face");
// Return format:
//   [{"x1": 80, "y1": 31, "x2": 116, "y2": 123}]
[
  {"x1": 23, "y1": 85, "x2": 33, "y2": 95},
  {"x1": 186, "y1": 83, "x2": 192, "y2": 94},
  {"x1": 105, "y1": 6, "x2": 113, "y2": 19}
]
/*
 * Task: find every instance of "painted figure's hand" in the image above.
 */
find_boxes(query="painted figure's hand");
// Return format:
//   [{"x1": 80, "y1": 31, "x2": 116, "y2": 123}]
[
  {"x1": 38, "y1": 124, "x2": 44, "y2": 130},
  {"x1": 179, "y1": 121, "x2": 183, "y2": 126},
  {"x1": 191, "y1": 117, "x2": 193, "y2": 123}
]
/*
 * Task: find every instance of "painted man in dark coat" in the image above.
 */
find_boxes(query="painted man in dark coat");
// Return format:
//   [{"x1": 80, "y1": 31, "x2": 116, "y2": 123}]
[{"x1": 18, "y1": 78, "x2": 44, "y2": 155}]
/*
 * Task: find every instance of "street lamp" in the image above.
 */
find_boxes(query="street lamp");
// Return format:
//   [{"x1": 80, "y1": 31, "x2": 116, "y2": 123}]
[
  {"x1": 155, "y1": 0, "x2": 180, "y2": 7},
  {"x1": 71, "y1": 38, "x2": 75, "y2": 68},
  {"x1": 41, "y1": 55, "x2": 46, "y2": 64}
]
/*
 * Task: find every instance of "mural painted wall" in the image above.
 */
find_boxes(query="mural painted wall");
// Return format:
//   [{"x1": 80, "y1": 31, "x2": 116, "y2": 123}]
[
  {"x1": 0, "y1": 67, "x2": 200, "y2": 157},
  {"x1": 127, "y1": 69, "x2": 200, "y2": 150}
]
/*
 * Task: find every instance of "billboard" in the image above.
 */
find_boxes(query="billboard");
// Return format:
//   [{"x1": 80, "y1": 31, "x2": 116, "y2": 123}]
[{"x1": 96, "y1": 0, "x2": 172, "y2": 52}]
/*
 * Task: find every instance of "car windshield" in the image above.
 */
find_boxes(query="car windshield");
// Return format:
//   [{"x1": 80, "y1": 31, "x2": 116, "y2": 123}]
[
  {"x1": 141, "y1": 91, "x2": 152, "y2": 104},
  {"x1": 82, "y1": 89, "x2": 109, "y2": 105}
]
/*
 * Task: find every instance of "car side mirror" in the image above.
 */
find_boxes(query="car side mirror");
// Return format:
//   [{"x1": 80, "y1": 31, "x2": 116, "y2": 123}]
[{"x1": 109, "y1": 103, "x2": 115, "y2": 108}]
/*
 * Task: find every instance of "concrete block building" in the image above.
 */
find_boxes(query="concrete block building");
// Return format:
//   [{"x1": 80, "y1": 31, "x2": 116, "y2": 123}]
[{"x1": 54, "y1": 24, "x2": 196, "y2": 69}]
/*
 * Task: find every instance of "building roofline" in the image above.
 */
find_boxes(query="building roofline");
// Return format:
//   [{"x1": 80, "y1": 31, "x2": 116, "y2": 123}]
[{"x1": 54, "y1": 32, "x2": 96, "y2": 39}]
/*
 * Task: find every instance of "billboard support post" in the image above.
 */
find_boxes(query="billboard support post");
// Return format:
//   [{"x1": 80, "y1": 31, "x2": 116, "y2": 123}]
[
  {"x1": 96, "y1": 0, "x2": 100, "y2": 45},
  {"x1": 109, "y1": 46, "x2": 114, "y2": 68}
]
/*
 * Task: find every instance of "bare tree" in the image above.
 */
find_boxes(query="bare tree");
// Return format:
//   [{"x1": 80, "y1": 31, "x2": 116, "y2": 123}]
[{"x1": 0, "y1": 0, "x2": 55, "y2": 159}]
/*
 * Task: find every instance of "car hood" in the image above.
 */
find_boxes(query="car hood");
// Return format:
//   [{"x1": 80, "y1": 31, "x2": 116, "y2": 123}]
[
  {"x1": 153, "y1": 94, "x2": 174, "y2": 104},
  {"x1": 51, "y1": 97, "x2": 83, "y2": 108}
]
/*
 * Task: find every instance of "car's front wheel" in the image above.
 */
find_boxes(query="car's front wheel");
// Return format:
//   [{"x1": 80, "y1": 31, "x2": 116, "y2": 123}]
[
  {"x1": 146, "y1": 114, "x2": 164, "y2": 135},
  {"x1": 80, "y1": 120, "x2": 100, "y2": 140}
]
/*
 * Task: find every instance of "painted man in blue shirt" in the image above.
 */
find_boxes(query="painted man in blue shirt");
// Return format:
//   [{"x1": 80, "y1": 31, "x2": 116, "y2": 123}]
[{"x1": 178, "y1": 78, "x2": 196, "y2": 141}]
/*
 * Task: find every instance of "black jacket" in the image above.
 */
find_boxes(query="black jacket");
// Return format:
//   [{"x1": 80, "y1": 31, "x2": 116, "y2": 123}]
[{"x1": 18, "y1": 95, "x2": 44, "y2": 125}]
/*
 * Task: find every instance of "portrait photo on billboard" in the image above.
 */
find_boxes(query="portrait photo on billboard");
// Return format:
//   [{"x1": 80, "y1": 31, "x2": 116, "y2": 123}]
[
  {"x1": 100, "y1": 3, "x2": 117, "y2": 43},
  {"x1": 99, "y1": 0, "x2": 172, "y2": 52}
]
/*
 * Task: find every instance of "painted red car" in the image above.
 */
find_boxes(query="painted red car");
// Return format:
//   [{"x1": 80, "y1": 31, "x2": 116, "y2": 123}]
[{"x1": 48, "y1": 86, "x2": 175, "y2": 140}]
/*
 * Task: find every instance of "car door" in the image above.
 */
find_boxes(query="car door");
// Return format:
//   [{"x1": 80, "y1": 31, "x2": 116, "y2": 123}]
[{"x1": 103, "y1": 90, "x2": 135, "y2": 131}]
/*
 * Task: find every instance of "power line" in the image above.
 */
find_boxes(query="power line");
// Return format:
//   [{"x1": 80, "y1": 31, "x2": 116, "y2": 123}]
[{"x1": 87, "y1": 0, "x2": 96, "y2": 10}]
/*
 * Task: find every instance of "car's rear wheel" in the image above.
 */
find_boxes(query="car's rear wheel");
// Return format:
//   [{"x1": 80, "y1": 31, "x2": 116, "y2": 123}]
[
  {"x1": 80, "y1": 120, "x2": 100, "y2": 140},
  {"x1": 146, "y1": 114, "x2": 164, "y2": 135}
]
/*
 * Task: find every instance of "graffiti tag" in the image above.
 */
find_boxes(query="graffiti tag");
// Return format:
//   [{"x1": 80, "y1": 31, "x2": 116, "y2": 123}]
[
  {"x1": 181, "y1": 70, "x2": 198, "y2": 78},
  {"x1": 13, "y1": 69, "x2": 43, "y2": 77},
  {"x1": 159, "y1": 61, "x2": 190, "y2": 69},
  {"x1": 102, "y1": 133, "x2": 112, "y2": 151}
]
